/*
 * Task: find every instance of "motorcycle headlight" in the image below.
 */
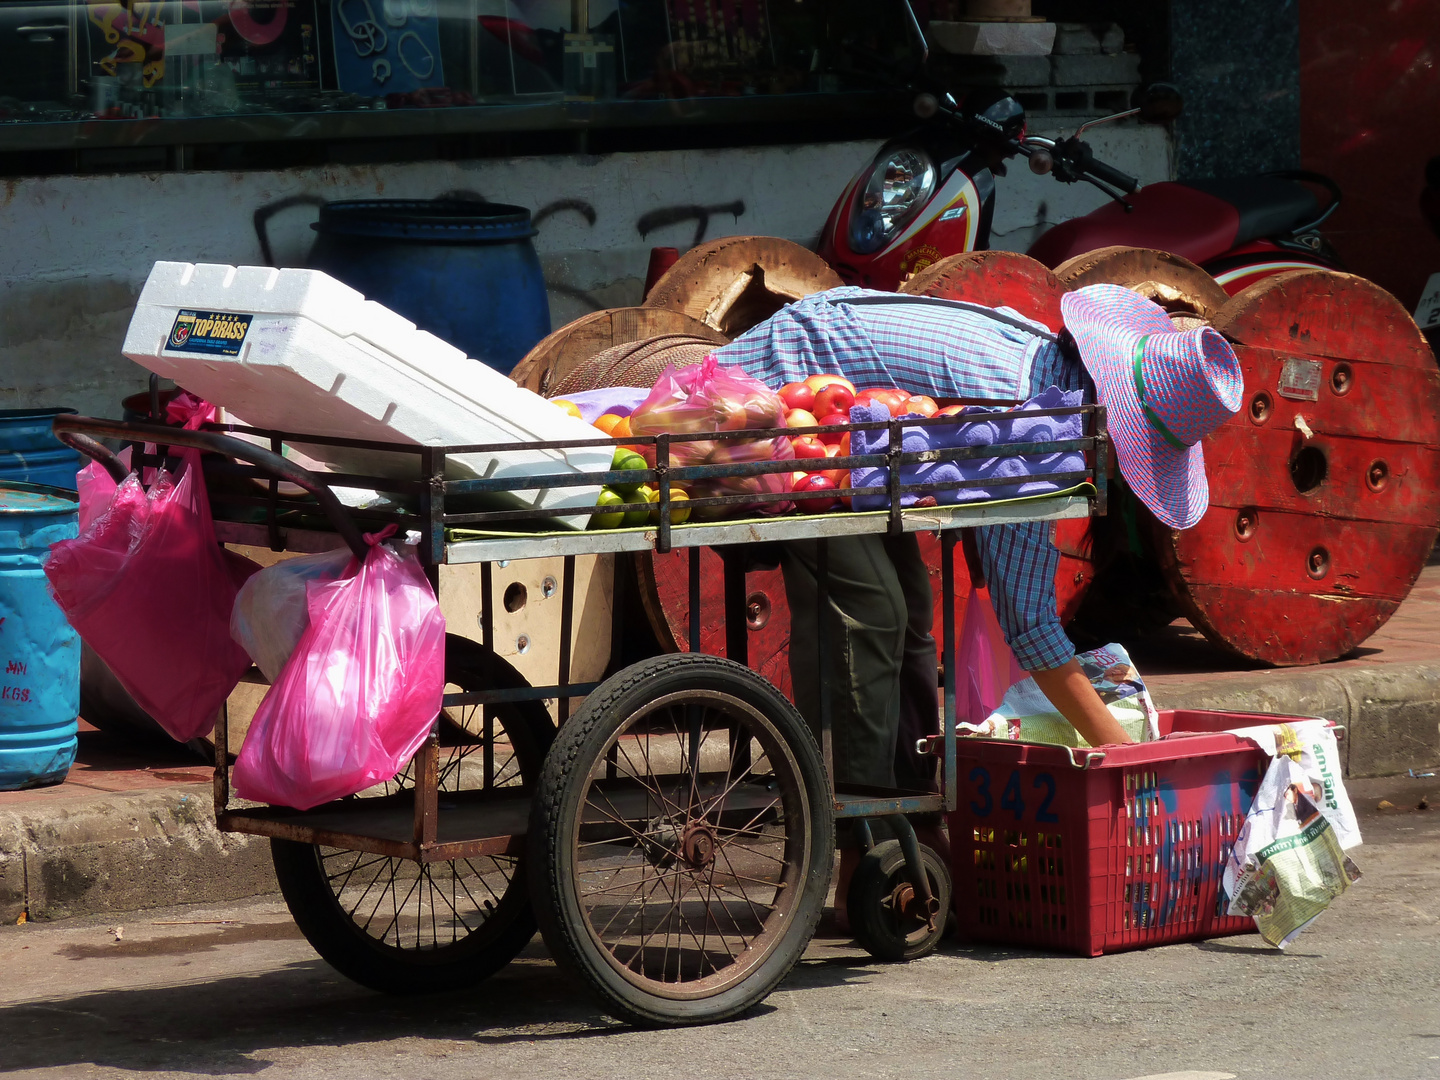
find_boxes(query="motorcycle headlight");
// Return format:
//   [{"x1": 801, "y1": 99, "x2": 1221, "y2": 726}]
[{"x1": 847, "y1": 148, "x2": 937, "y2": 255}]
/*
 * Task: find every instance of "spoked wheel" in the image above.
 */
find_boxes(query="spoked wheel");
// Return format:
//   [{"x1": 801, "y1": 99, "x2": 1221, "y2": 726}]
[
  {"x1": 529, "y1": 654, "x2": 834, "y2": 1027},
  {"x1": 270, "y1": 636, "x2": 554, "y2": 995},
  {"x1": 845, "y1": 840, "x2": 952, "y2": 963}
]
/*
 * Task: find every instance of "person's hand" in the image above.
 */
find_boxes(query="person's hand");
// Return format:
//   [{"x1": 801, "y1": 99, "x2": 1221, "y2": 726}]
[{"x1": 1029, "y1": 659, "x2": 1135, "y2": 746}]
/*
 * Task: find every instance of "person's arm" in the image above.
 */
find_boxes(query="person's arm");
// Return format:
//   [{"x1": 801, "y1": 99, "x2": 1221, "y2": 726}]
[
  {"x1": 976, "y1": 522, "x2": 1135, "y2": 746},
  {"x1": 1029, "y1": 660, "x2": 1133, "y2": 746}
]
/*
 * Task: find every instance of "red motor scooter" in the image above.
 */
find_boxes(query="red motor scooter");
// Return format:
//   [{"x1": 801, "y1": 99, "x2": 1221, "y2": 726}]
[{"x1": 818, "y1": 4, "x2": 1342, "y2": 295}]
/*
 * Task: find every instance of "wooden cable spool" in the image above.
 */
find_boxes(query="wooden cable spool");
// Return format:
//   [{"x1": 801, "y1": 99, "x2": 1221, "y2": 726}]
[
  {"x1": 1053, "y1": 245, "x2": 1232, "y2": 323},
  {"x1": 1051, "y1": 247, "x2": 1233, "y2": 638},
  {"x1": 508, "y1": 307, "x2": 726, "y2": 396},
  {"x1": 1154, "y1": 268, "x2": 1440, "y2": 665},
  {"x1": 902, "y1": 250, "x2": 1096, "y2": 629},
  {"x1": 643, "y1": 236, "x2": 843, "y2": 338}
]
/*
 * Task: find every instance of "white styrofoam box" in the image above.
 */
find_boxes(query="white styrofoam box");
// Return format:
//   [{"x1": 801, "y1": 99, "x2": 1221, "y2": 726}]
[{"x1": 122, "y1": 262, "x2": 610, "y2": 527}]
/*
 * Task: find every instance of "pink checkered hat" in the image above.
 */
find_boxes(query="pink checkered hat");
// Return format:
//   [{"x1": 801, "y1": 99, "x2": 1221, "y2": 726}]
[{"x1": 1060, "y1": 284, "x2": 1244, "y2": 530}]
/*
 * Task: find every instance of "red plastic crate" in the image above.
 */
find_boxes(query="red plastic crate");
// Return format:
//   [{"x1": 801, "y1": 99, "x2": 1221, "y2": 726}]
[{"x1": 948, "y1": 708, "x2": 1309, "y2": 956}]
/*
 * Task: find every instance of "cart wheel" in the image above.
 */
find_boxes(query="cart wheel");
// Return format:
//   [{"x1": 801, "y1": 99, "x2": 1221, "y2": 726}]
[
  {"x1": 271, "y1": 636, "x2": 554, "y2": 995},
  {"x1": 529, "y1": 654, "x2": 833, "y2": 1027},
  {"x1": 845, "y1": 840, "x2": 951, "y2": 963}
]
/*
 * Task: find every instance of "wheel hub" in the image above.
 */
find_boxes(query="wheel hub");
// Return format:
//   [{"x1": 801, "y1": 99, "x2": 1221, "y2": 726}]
[{"x1": 681, "y1": 823, "x2": 717, "y2": 869}]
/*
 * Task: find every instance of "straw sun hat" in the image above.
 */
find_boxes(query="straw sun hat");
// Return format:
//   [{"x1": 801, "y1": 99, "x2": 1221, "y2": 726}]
[{"x1": 1060, "y1": 284, "x2": 1244, "y2": 530}]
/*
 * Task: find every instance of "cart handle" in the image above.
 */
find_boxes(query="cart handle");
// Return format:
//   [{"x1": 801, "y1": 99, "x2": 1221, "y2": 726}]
[{"x1": 52, "y1": 415, "x2": 369, "y2": 560}]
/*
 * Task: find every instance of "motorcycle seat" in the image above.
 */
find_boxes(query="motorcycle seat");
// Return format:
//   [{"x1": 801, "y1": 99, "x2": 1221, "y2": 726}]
[{"x1": 1182, "y1": 177, "x2": 1321, "y2": 248}]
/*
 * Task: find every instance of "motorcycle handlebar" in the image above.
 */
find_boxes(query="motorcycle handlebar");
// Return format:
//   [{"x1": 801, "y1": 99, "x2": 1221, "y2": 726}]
[{"x1": 1083, "y1": 156, "x2": 1140, "y2": 195}]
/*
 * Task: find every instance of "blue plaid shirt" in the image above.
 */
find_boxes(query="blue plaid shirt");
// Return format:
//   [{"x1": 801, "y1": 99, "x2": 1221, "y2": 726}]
[{"x1": 715, "y1": 287, "x2": 1090, "y2": 671}]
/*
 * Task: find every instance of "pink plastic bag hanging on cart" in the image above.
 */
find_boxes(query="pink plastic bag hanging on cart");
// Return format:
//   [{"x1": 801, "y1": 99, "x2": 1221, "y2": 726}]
[
  {"x1": 956, "y1": 586, "x2": 1025, "y2": 729},
  {"x1": 629, "y1": 356, "x2": 794, "y2": 518},
  {"x1": 46, "y1": 447, "x2": 261, "y2": 742},
  {"x1": 231, "y1": 528, "x2": 447, "y2": 811}
]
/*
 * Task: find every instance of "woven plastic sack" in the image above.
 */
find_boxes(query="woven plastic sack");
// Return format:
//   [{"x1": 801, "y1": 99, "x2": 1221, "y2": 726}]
[
  {"x1": 231, "y1": 532, "x2": 446, "y2": 811},
  {"x1": 230, "y1": 548, "x2": 353, "y2": 683},
  {"x1": 45, "y1": 449, "x2": 260, "y2": 742},
  {"x1": 629, "y1": 356, "x2": 794, "y2": 517}
]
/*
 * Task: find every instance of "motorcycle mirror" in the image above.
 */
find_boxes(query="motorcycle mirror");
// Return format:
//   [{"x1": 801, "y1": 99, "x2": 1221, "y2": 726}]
[
  {"x1": 1028, "y1": 150, "x2": 1054, "y2": 176},
  {"x1": 1135, "y1": 83, "x2": 1184, "y2": 123},
  {"x1": 914, "y1": 92, "x2": 939, "y2": 119}
]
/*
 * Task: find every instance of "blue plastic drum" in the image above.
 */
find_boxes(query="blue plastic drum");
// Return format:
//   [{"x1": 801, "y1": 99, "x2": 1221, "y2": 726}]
[
  {"x1": 308, "y1": 200, "x2": 552, "y2": 376},
  {"x1": 0, "y1": 482, "x2": 80, "y2": 790},
  {"x1": 0, "y1": 409, "x2": 80, "y2": 490}
]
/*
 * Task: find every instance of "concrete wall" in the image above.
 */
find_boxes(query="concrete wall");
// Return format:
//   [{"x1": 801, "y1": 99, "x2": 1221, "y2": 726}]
[{"x1": 0, "y1": 123, "x2": 1172, "y2": 417}]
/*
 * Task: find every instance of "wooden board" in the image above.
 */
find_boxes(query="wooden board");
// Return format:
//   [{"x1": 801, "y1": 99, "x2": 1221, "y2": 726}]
[
  {"x1": 508, "y1": 307, "x2": 725, "y2": 396},
  {"x1": 643, "y1": 236, "x2": 843, "y2": 337},
  {"x1": 1155, "y1": 268, "x2": 1440, "y2": 665},
  {"x1": 1053, "y1": 245, "x2": 1232, "y2": 322}
]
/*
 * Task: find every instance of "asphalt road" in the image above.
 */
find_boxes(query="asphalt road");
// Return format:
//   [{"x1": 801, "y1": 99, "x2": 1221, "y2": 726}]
[{"x1": 1, "y1": 776, "x2": 1436, "y2": 1080}]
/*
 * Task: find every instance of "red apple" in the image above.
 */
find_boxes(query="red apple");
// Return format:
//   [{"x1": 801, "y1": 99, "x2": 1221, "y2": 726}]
[
  {"x1": 813, "y1": 383, "x2": 856, "y2": 420},
  {"x1": 790, "y1": 435, "x2": 829, "y2": 459},
  {"x1": 779, "y1": 381, "x2": 816, "y2": 412},
  {"x1": 803, "y1": 373, "x2": 855, "y2": 394},
  {"x1": 936, "y1": 404, "x2": 966, "y2": 417},
  {"x1": 905, "y1": 394, "x2": 939, "y2": 417},
  {"x1": 816, "y1": 412, "x2": 850, "y2": 445},
  {"x1": 793, "y1": 473, "x2": 840, "y2": 514},
  {"x1": 785, "y1": 408, "x2": 819, "y2": 429}
]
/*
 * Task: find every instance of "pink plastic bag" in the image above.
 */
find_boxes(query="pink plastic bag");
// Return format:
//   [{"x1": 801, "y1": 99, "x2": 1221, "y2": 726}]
[
  {"x1": 46, "y1": 449, "x2": 260, "y2": 742},
  {"x1": 629, "y1": 356, "x2": 794, "y2": 517},
  {"x1": 231, "y1": 531, "x2": 447, "y2": 811},
  {"x1": 957, "y1": 586, "x2": 1025, "y2": 724}
]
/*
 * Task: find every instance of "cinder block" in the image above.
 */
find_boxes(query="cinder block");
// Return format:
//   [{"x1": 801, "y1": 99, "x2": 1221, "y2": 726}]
[
  {"x1": 935, "y1": 53, "x2": 1053, "y2": 88},
  {"x1": 1051, "y1": 52, "x2": 1141, "y2": 86},
  {"x1": 928, "y1": 20, "x2": 1056, "y2": 56},
  {"x1": 1052, "y1": 22, "x2": 1125, "y2": 56}
]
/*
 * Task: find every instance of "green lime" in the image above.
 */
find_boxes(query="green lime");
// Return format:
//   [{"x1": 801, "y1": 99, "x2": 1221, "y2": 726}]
[
  {"x1": 589, "y1": 487, "x2": 625, "y2": 530},
  {"x1": 622, "y1": 484, "x2": 656, "y2": 527},
  {"x1": 611, "y1": 447, "x2": 648, "y2": 494}
]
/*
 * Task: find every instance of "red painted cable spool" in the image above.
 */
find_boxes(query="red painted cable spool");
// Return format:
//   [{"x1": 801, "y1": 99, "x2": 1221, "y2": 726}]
[
  {"x1": 901, "y1": 250, "x2": 1096, "y2": 630},
  {"x1": 1153, "y1": 268, "x2": 1440, "y2": 665}
]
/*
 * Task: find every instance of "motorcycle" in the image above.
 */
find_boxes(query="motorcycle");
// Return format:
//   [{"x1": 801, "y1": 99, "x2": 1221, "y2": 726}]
[{"x1": 817, "y1": 3, "x2": 1342, "y2": 296}]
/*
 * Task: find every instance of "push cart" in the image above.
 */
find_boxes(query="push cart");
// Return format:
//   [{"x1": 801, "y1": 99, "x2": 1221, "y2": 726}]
[{"x1": 54, "y1": 401, "x2": 1108, "y2": 1027}]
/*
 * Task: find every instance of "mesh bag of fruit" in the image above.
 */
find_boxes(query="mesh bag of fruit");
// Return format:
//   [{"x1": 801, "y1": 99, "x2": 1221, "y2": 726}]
[{"x1": 629, "y1": 357, "x2": 794, "y2": 518}]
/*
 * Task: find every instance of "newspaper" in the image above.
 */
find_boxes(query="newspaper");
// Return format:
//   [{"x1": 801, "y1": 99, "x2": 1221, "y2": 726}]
[
  {"x1": 1222, "y1": 720, "x2": 1362, "y2": 948},
  {"x1": 966, "y1": 643, "x2": 1161, "y2": 746}
]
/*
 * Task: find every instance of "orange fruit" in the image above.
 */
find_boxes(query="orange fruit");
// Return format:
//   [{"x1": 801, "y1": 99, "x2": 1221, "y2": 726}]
[
  {"x1": 593, "y1": 412, "x2": 624, "y2": 436},
  {"x1": 611, "y1": 416, "x2": 633, "y2": 439},
  {"x1": 551, "y1": 398, "x2": 583, "y2": 420}
]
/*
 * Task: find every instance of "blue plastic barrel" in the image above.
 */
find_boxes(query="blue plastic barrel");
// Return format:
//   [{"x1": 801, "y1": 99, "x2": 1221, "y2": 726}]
[
  {"x1": 0, "y1": 409, "x2": 80, "y2": 490},
  {"x1": 308, "y1": 200, "x2": 552, "y2": 376},
  {"x1": 0, "y1": 482, "x2": 79, "y2": 790}
]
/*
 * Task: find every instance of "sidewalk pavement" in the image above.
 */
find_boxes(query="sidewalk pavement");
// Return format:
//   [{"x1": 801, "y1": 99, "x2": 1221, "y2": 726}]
[{"x1": 4, "y1": 566, "x2": 1439, "y2": 925}]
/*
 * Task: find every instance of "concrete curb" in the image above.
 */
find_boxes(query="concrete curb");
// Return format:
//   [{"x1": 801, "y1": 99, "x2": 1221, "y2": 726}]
[
  {"x1": 3, "y1": 661, "x2": 1438, "y2": 926},
  {"x1": 1150, "y1": 659, "x2": 1440, "y2": 778},
  {"x1": 0, "y1": 785, "x2": 275, "y2": 925}
]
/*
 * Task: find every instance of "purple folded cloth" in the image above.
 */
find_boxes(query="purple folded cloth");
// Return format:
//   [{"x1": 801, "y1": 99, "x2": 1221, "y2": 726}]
[
  {"x1": 850, "y1": 387, "x2": 1087, "y2": 510},
  {"x1": 555, "y1": 387, "x2": 650, "y2": 424}
]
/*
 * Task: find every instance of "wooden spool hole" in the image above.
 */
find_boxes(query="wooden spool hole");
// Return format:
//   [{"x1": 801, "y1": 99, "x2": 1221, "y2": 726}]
[
  {"x1": 1307, "y1": 547, "x2": 1331, "y2": 580},
  {"x1": 1249, "y1": 392, "x2": 1273, "y2": 425},
  {"x1": 1290, "y1": 445, "x2": 1327, "y2": 493},
  {"x1": 1234, "y1": 508, "x2": 1259, "y2": 542},
  {"x1": 503, "y1": 582, "x2": 528, "y2": 613}
]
